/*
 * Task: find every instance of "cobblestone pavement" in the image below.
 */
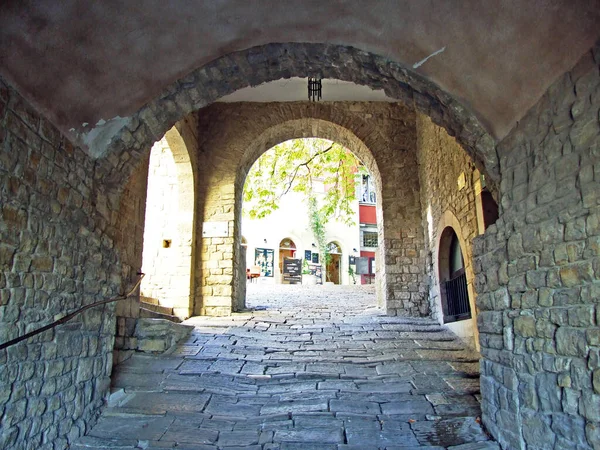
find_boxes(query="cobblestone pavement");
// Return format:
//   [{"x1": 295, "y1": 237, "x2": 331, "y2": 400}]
[{"x1": 74, "y1": 284, "x2": 498, "y2": 450}]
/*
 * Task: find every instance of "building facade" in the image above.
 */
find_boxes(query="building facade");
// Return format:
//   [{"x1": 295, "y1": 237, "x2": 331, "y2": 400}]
[{"x1": 242, "y1": 181, "x2": 362, "y2": 286}]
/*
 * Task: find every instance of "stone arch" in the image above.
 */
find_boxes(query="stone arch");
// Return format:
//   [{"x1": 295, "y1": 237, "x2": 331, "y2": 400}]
[
  {"x1": 140, "y1": 126, "x2": 196, "y2": 319},
  {"x1": 232, "y1": 117, "x2": 387, "y2": 307},
  {"x1": 433, "y1": 210, "x2": 478, "y2": 349},
  {"x1": 96, "y1": 43, "x2": 498, "y2": 201},
  {"x1": 236, "y1": 118, "x2": 381, "y2": 198}
]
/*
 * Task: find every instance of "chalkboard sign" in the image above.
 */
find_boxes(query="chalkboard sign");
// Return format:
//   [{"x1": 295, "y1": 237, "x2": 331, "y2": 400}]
[
  {"x1": 312, "y1": 253, "x2": 319, "y2": 264},
  {"x1": 356, "y1": 257, "x2": 370, "y2": 275},
  {"x1": 304, "y1": 250, "x2": 312, "y2": 261},
  {"x1": 282, "y1": 258, "x2": 302, "y2": 284}
]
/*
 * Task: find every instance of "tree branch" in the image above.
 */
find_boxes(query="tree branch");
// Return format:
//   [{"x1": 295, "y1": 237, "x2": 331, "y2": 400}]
[{"x1": 278, "y1": 144, "x2": 334, "y2": 198}]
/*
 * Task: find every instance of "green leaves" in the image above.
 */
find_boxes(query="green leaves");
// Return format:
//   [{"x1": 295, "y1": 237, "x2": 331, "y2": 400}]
[
  {"x1": 243, "y1": 138, "x2": 361, "y2": 226},
  {"x1": 308, "y1": 195, "x2": 329, "y2": 265}
]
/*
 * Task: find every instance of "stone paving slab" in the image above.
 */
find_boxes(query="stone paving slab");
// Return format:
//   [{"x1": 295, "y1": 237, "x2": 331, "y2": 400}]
[
  {"x1": 71, "y1": 436, "x2": 138, "y2": 448},
  {"x1": 121, "y1": 391, "x2": 211, "y2": 413},
  {"x1": 88, "y1": 415, "x2": 175, "y2": 441},
  {"x1": 77, "y1": 284, "x2": 494, "y2": 449},
  {"x1": 411, "y1": 417, "x2": 489, "y2": 447},
  {"x1": 260, "y1": 398, "x2": 329, "y2": 415}
]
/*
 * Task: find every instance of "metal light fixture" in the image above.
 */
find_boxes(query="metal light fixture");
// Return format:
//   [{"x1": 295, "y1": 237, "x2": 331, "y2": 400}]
[{"x1": 308, "y1": 77, "x2": 322, "y2": 101}]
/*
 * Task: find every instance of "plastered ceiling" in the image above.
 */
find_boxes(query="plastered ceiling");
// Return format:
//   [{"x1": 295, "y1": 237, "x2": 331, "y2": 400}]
[{"x1": 0, "y1": 0, "x2": 599, "y2": 146}]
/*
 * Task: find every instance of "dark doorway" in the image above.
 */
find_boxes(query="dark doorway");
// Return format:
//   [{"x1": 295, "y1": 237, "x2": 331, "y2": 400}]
[{"x1": 439, "y1": 228, "x2": 471, "y2": 323}]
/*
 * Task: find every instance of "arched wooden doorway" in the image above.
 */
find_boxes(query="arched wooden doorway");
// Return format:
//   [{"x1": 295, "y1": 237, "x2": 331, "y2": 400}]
[
  {"x1": 278, "y1": 238, "x2": 296, "y2": 282},
  {"x1": 326, "y1": 241, "x2": 342, "y2": 285}
]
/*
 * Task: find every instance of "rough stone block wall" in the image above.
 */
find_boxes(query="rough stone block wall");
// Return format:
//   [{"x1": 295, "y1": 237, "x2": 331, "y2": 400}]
[
  {"x1": 112, "y1": 153, "x2": 149, "y2": 364},
  {"x1": 416, "y1": 113, "x2": 482, "y2": 345},
  {"x1": 112, "y1": 118, "x2": 199, "y2": 358},
  {"x1": 193, "y1": 101, "x2": 427, "y2": 316},
  {"x1": 474, "y1": 45, "x2": 600, "y2": 449},
  {"x1": 0, "y1": 78, "x2": 122, "y2": 449}
]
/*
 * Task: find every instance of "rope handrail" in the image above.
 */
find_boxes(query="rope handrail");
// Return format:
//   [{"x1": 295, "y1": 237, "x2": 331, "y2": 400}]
[{"x1": 0, "y1": 273, "x2": 145, "y2": 351}]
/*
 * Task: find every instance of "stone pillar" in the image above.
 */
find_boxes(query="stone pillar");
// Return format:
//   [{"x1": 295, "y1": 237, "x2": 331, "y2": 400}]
[
  {"x1": 376, "y1": 125, "x2": 428, "y2": 317},
  {"x1": 235, "y1": 244, "x2": 247, "y2": 311},
  {"x1": 198, "y1": 180, "x2": 236, "y2": 316}
]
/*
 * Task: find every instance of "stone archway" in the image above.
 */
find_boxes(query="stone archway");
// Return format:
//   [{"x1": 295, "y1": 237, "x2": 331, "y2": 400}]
[
  {"x1": 227, "y1": 113, "x2": 394, "y2": 313},
  {"x1": 94, "y1": 43, "x2": 498, "y2": 203},
  {"x1": 433, "y1": 211, "x2": 478, "y2": 350},
  {"x1": 93, "y1": 43, "x2": 500, "y2": 319},
  {"x1": 140, "y1": 127, "x2": 196, "y2": 319}
]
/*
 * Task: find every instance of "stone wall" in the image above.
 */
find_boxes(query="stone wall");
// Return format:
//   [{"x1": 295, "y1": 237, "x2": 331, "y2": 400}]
[
  {"x1": 474, "y1": 45, "x2": 600, "y2": 449},
  {"x1": 141, "y1": 139, "x2": 179, "y2": 301},
  {"x1": 194, "y1": 113, "x2": 238, "y2": 316},
  {"x1": 193, "y1": 101, "x2": 428, "y2": 316},
  {"x1": 416, "y1": 113, "x2": 482, "y2": 347},
  {"x1": 140, "y1": 136, "x2": 194, "y2": 318},
  {"x1": 112, "y1": 153, "x2": 149, "y2": 365},
  {"x1": 0, "y1": 78, "x2": 121, "y2": 448}
]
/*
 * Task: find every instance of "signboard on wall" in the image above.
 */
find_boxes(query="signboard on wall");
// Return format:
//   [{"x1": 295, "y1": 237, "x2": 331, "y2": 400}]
[
  {"x1": 254, "y1": 248, "x2": 274, "y2": 277},
  {"x1": 282, "y1": 258, "x2": 302, "y2": 284},
  {"x1": 304, "y1": 250, "x2": 312, "y2": 261},
  {"x1": 355, "y1": 257, "x2": 370, "y2": 275},
  {"x1": 202, "y1": 221, "x2": 229, "y2": 238},
  {"x1": 312, "y1": 253, "x2": 319, "y2": 264}
]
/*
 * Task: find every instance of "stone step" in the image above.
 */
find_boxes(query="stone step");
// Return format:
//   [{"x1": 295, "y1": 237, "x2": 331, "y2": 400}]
[
  {"x1": 140, "y1": 296, "x2": 160, "y2": 306},
  {"x1": 139, "y1": 306, "x2": 181, "y2": 323},
  {"x1": 140, "y1": 300, "x2": 174, "y2": 316},
  {"x1": 106, "y1": 388, "x2": 134, "y2": 408}
]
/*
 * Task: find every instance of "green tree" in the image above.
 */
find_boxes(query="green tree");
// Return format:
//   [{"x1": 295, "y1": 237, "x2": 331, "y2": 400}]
[{"x1": 243, "y1": 138, "x2": 363, "y2": 227}]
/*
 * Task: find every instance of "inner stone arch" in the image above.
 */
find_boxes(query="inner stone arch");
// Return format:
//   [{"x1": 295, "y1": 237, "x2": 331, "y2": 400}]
[
  {"x1": 230, "y1": 117, "x2": 387, "y2": 310},
  {"x1": 236, "y1": 118, "x2": 382, "y2": 194}
]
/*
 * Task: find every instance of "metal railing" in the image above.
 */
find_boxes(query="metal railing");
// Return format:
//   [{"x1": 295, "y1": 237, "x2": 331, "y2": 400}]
[
  {"x1": 0, "y1": 273, "x2": 145, "y2": 351},
  {"x1": 444, "y1": 272, "x2": 471, "y2": 322}
]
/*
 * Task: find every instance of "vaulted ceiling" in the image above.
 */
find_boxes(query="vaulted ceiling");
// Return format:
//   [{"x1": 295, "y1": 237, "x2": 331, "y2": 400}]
[{"x1": 0, "y1": 0, "x2": 598, "y2": 143}]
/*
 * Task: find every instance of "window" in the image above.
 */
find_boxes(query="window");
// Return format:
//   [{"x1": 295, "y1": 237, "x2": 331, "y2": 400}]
[
  {"x1": 362, "y1": 231, "x2": 378, "y2": 248},
  {"x1": 327, "y1": 242, "x2": 342, "y2": 254},
  {"x1": 360, "y1": 174, "x2": 376, "y2": 204},
  {"x1": 481, "y1": 189, "x2": 499, "y2": 229}
]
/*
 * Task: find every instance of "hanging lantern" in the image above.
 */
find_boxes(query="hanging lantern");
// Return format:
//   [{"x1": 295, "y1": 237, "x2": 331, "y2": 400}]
[{"x1": 308, "y1": 77, "x2": 322, "y2": 101}]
